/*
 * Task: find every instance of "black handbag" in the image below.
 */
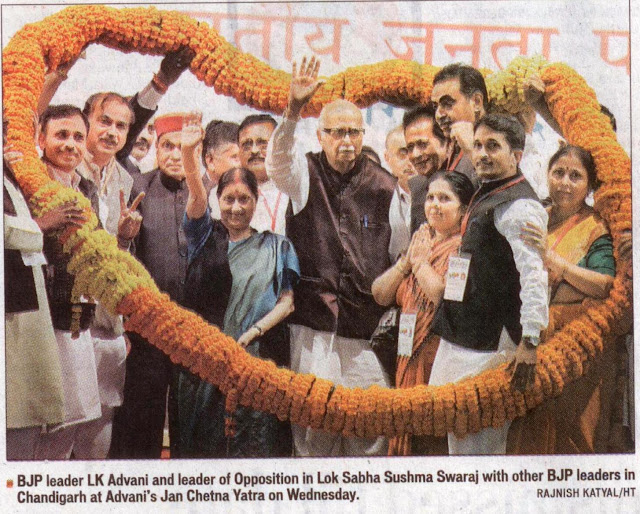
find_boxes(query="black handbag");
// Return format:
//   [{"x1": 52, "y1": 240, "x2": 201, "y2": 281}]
[{"x1": 369, "y1": 307, "x2": 399, "y2": 379}]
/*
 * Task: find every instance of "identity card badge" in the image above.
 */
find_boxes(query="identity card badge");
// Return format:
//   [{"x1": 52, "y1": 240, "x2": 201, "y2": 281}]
[
  {"x1": 398, "y1": 313, "x2": 417, "y2": 357},
  {"x1": 443, "y1": 252, "x2": 471, "y2": 302}
]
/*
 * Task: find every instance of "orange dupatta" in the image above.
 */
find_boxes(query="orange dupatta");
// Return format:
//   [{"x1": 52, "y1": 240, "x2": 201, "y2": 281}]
[{"x1": 388, "y1": 226, "x2": 460, "y2": 456}]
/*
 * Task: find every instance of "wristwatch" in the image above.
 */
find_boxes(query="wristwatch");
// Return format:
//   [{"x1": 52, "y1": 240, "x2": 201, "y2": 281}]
[{"x1": 522, "y1": 335, "x2": 540, "y2": 349}]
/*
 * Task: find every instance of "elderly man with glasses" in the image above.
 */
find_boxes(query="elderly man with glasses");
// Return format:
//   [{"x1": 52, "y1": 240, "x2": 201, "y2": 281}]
[{"x1": 266, "y1": 57, "x2": 405, "y2": 457}]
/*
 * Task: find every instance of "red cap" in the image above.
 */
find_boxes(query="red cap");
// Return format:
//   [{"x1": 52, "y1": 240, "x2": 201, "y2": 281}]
[{"x1": 154, "y1": 113, "x2": 185, "y2": 140}]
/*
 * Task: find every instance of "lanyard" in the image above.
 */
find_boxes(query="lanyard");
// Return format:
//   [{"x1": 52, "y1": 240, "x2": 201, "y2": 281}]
[
  {"x1": 460, "y1": 175, "x2": 525, "y2": 239},
  {"x1": 446, "y1": 140, "x2": 464, "y2": 172},
  {"x1": 260, "y1": 189, "x2": 282, "y2": 232},
  {"x1": 447, "y1": 149, "x2": 464, "y2": 172}
]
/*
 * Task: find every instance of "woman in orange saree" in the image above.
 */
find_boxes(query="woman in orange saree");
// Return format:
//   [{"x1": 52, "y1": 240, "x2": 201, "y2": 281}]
[
  {"x1": 508, "y1": 144, "x2": 615, "y2": 454},
  {"x1": 372, "y1": 171, "x2": 475, "y2": 456}
]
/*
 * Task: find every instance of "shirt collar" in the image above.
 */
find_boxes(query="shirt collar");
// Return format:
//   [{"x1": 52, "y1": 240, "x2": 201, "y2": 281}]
[
  {"x1": 45, "y1": 162, "x2": 82, "y2": 190},
  {"x1": 159, "y1": 170, "x2": 186, "y2": 191}
]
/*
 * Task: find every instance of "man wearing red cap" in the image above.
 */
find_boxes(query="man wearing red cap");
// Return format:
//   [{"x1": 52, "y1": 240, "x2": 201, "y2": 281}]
[{"x1": 109, "y1": 112, "x2": 195, "y2": 459}]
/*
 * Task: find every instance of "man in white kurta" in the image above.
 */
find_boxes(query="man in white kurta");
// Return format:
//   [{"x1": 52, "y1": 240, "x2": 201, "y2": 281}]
[{"x1": 266, "y1": 57, "x2": 406, "y2": 456}]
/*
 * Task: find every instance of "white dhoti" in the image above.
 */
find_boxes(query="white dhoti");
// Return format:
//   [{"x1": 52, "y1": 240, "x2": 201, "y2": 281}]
[
  {"x1": 290, "y1": 324, "x2": 390, "y2": 457},
  {"x1": 429, "y1": 328, "x2": 516, "y2": 455}
]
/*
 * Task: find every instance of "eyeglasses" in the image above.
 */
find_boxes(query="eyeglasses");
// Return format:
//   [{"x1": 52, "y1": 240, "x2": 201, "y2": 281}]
[
  {"x1": 240, "y1": 139, "x2": 269, "y2": 152},
  {"x1": 322, "y1": 127, "x2": 365, "y2": 139}
]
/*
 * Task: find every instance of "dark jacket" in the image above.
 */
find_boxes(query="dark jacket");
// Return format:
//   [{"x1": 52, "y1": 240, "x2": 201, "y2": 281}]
[
  {"x1": 286, "y1": 151, "x2": 396, "y2": 339},
  {"x1": 431, "y1": 173, "x2": 539, "y2": 351}
]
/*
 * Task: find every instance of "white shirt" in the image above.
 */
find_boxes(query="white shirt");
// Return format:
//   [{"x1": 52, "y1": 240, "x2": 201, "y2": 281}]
[
  {"x1": 388, "y1": 184, "x2": 411, "y2": 261},
  {"x1": 520, "y1": 134, "x2": 549, "y2": 200},
  {"x1": 47, "y1": 164, "x2": 82, "y2": 191},
  {"x1": 208, "y1": 179, "x2": 289, "y2": 235},
  {"x1": 266, "y1": 116, "x2": 405, "y2": 262},
  {"x1": 494, "y1": 198, "x2": 549, "y2": 339}
]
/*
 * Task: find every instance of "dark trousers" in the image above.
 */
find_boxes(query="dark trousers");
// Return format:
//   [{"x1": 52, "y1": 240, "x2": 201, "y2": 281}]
[{"x1": 109, "y1": 332, "x2": 178, "y2": 459}]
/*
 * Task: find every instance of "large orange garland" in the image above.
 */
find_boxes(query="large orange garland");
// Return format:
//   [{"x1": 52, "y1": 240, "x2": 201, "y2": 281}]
[{"x1": 3, "y1": 5, "x2": 632, "y2": 438}]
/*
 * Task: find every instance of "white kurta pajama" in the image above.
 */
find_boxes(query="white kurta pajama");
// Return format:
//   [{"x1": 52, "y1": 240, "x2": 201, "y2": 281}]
[
  {"x1": 429, "y1": 198, "x2": 548, "y2": 455},
  {"x1": 4, "y1": 177, "x2": 66, "y2": 460},
  {"x1": 267, "y1": 117, "x2": 408, "y2": 456}
]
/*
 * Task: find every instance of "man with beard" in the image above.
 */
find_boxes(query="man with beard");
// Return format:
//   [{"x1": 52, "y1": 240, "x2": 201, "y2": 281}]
[
  {"x1": 402, "y1": 105, "x2": 449, "y2": 234},
  {"x1": 267, "y1": 56, "x2": 404, "y2": 456},
  {"x1": 210, "y1": 114, "x2": 288, "y2": 234},
  {"x1": 430, "y1": 114, "x2": 548, "y2": 454},
  {"x1": 109, "y1": 113, "x2": 197, "y2": 459},
  {"x1": 431, "y1": 63, "x2": 486, "y2": 185},
  {"x1": 384, "y1": 125, "x2": 414, "y2": 260}
]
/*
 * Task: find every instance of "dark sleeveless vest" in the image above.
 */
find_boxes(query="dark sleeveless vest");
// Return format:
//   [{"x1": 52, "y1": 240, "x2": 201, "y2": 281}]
[
  {"x1": 4, "y1": 164, "x2": 38, "y2": 314},
  {"x1": 432, "y1": 173, "x2": 540, "y2": 351},
  {"x1": 43, "y1": 175, "x2": 100, "y2": 331},
  {"x1": 286, "y1": 152, "x2": 396, "y2": 339}
]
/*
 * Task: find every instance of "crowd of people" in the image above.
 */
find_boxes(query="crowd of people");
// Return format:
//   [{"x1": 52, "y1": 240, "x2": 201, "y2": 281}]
[{"x1": 4, "y1": 48, "x2": 632, "y2": 460}]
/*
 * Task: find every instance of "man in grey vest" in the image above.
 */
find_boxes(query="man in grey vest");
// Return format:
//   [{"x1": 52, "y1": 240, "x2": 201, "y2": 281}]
[
  {"x1": 266, "y1": 56, "x2": 405, "y2": 456},
  {"x1": 430, "y1": 113, "x2": 548, "y2": 454}
]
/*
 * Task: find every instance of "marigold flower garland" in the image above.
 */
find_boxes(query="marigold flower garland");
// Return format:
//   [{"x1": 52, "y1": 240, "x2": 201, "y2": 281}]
[{"x1": 2, "y1": 5, "x2": 632, "y2": 438}]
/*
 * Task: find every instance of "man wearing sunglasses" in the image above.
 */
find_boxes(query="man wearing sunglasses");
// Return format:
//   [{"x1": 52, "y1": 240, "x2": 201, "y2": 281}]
[{"x1": 267, "y1": 56, "x2": 404, "y2": 457}]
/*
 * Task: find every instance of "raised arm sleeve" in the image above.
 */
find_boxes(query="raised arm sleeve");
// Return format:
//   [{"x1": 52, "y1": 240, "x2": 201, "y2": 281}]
[
  {"x1": 183, "y1": 207, "x2": 213, "y2": 264},
  {"x1": 388, "y1": 187, "x2": 410, "y2": 261},
  {"x1": 494, "y1": 198, "x2": 549, "y2": 340},
  {"x1": 265, "y1": 117, "x2": 309, "y2": 214},
  {"x1": 117, "y1": 87, "x2": 159, "y2": 162}
]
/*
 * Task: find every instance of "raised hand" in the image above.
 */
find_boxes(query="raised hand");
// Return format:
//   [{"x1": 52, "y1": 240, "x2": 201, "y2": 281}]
[
  {"x1": 288, "y1": 55, "x2": 324, "y2": 116},
  {"x1": 181, "y1": 112, "x2": 204, "y2": 181},
  {"x1": 157, "y1": 46, "x2": 196, "y2": 87},
  {"x1": 117, "y1": 189, "x2": 144, "y2": 247},
  {"x1": 36, "y1": 201, "x2": 86, "y2": 233},
  {"x1": 449, "y1": 121, "x2": 475, "y2": 156},
  {"x1": 181, "y1": 112, "x2": 204, "y2": 152},
  {"x1": 523, "y1": 74, "x2": 546, "y2": 106},
  {"x1": 3, "y1": 143, "x2": 23, "y2": 166}
]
